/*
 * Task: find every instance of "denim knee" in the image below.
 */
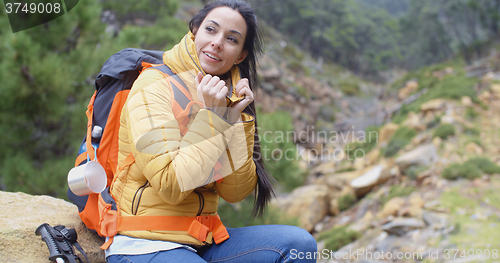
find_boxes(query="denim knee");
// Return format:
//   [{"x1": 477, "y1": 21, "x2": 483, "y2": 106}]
[{"x1": 281, "y1": 225, "x2": 318, "y2": 253}]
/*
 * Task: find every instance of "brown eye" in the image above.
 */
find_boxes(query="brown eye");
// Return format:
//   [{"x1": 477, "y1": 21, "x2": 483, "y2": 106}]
[{"x1": 228, "y1": 36, "x2": 238, "y2": 43}]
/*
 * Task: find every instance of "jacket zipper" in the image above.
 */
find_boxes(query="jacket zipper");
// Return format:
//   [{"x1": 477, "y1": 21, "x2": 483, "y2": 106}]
[{"x1": 131, "y1": 181, "x2": 150, "y2": 215}]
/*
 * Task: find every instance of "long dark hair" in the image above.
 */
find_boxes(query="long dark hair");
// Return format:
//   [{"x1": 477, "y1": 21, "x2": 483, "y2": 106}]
[{"x1": 190, "y1": 0, "x2": 274, "y2": 217}]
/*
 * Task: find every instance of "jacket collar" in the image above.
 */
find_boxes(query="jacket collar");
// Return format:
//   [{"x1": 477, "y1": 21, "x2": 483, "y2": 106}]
[{"x1": 163, "y1": 32, "x2": 242, "y2": 92}]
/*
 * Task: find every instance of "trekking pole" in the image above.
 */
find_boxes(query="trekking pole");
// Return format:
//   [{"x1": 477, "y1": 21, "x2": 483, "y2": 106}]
[{"x1": 35, "y1": 224, "x2": 66, "y2": 263}]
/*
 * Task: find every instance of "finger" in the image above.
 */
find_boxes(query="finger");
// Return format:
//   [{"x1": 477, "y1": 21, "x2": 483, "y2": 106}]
[
  {"x1": 211, "y1": 80, "x2": 224, "y2": 95},
  {"x1": 231, "y1": 97, "x2": 252, "y2": 112},
  {"x1": 217, "y1": 86, "x2": 229, "y2": 101},
  {"x1": 207, "y1": 80, "x2": 223, "y2": 97},
  {"x1": 195, "y1": 72, "x2": 203, "y2": 87},
  {"x1": 213, "y1": 83, "x2": 228, "y2": 101},
  {"x1": 207, "y1": 76, "x2": 220, "y2": 90},
  {"x1": 234, "y1": 78, "x2": 249, "y2": 92},
  {"x1": 200, "y1": 74, "x2": 212, "y2": 88},
  {"x1": 237, "y1": 86, "x2": 253, "y2": 98}
]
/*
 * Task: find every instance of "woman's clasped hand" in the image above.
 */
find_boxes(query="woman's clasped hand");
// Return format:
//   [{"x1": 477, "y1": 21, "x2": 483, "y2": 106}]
[{"x1": 195, "y1": 72, "x2": 254, "y2": 123}]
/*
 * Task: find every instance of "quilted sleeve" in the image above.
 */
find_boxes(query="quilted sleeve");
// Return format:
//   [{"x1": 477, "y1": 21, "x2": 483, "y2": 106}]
[{"x1": 215, "y1": 113, "x2": 258, "y2": 203}]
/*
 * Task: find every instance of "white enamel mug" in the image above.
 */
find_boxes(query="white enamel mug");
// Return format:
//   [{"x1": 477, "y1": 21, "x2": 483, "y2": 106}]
[{"x1": 67, "y1": 161, "x2": 106, "y2": 196}]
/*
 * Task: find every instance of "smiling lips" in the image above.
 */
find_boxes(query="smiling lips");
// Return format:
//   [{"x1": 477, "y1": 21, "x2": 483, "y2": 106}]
[{"x1": 203, "y1": 51, "x2": 222, "y2": 61}]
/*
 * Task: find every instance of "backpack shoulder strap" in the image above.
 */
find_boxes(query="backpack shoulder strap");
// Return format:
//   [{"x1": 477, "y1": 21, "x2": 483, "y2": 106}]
[
  {"x1": 147, "y1": 65, "x2": 203, "y2": 136},
  {"x1": 150, "y1": 65, "x2": 192, "y2": 110}
]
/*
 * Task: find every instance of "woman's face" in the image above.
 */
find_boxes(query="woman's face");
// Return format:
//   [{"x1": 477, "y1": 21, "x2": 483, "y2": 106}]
[{"x1": 194, "y1": 6, "x2": 248, "y2": 76}]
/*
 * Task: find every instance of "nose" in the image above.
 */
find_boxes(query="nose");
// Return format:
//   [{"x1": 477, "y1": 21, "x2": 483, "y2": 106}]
[
  {"x1": 211, "y1": 42, "x2": 222, "y2": 50},
  {"x1": 211, "y1": 36, "x2": 223, "y2": 50}
]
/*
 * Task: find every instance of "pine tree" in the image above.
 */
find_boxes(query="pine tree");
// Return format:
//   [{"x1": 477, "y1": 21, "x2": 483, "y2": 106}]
[{"x1": 0, "y1": 0, "x2": 185, "y2": 198}]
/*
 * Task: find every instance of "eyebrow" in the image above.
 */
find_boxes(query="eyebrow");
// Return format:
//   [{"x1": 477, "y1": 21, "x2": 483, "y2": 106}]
[{"x1": 207, "y1": 20, "x2": 243, "y2": 38}]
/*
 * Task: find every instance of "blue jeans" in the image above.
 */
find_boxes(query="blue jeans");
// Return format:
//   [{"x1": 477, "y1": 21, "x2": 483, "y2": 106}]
[{"x1": 107, "y1": 225, "x2": 317, "y2": 262}]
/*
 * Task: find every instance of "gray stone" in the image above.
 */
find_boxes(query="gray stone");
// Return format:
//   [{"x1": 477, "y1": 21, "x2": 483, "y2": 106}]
[
  {"x1": 381, "y1": 217, "x2": 426, "y2": 236},
  {"x1": 395, "y1": 144, "x2": 439, "y2": 173},
  {"x1": 278, "y1": 185, "x2": 329, "y2": 232}
]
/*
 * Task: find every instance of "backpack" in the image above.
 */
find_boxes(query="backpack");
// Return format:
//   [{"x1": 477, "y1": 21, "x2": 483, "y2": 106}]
[
  {"x1": 67, "y1": 48, "x2": 192, "y2": 234},
  {"x1": 67, "y1": 48, "x2": 229, "y2": 249}
]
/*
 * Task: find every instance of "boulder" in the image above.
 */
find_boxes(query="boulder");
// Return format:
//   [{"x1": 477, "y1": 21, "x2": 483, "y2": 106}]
[
  {"x1": 409, "y1": 193, "x2": 426, "y2": 208},
  {"x1": 423, "y1": 111, "x2": 435, "y2": 123},
  {"x1": 278, "y1": 185, "x2": 329, "y2": 232},
  {"x1": 420, "y1": 99, "x2": 447, "y2": 113},
  {"x1": 314, "y1": 169, "x2": 366, "y2": 215},
  {"x1": 378, "y1": 123, "x2": 399, "y2": 147},
  {"x1": 440, "y1": 115, "x2": 455, "y2": 124},
  {"x1": 395, "y1": 144, "x2": 439, "y2": 173},
  {"x1": 491, "y1": 83, "x2": 500, "y2": 96},
  {"x1": 259, "y1": 67, "x2": 281, "y2": 80},
  {"x1": 465, "y1": 141, "x2": 484, "y2": 155},
  {"x1": 402, "y1": 111, "x2": 426, "y2": 131},
  {"x1": 398, "y1": 80, "x2": 419, "y2": 100},
  {"x1": 365, "y1": 148, "x2": 381, "y2": 166},
  {"x1": 411, "y1": 133, "x2": 431, "y2": 147},
  {"x1": 350, "y1": 163, "x2": 397, "y2": 197},
  {"x1": 479, "y1": 90, "x2": 491, "y2": 105},
  {"x1": 0, "y1": 191, "x2": 105, "y2": 263},
  {"x1": 329, "y1": 198, "x2": 340, "y2": 216},
  {"x1": 377, "y1": 197, "x2": 405, "y2": 219},
  {"x1": 402, "y1": 193, "x2": 426, "y2": 219},
  {"x1": 381, "y1": 217, "x2": 426, "y2": 236},
  {"x1": 461, "y1": 96, "x2": 473, "y2": 107},
  {"x1": 348, "y1": 210, "x2": 374, "y2": 233},
  {"x1": 317, "y1": 169, "x2": 366, "y2": 195},
  {"x1": 432, "y1": 137, "x2": 442, "y2": 148},
  {"x1": 482, "y1": 72, "x2": 495, "y2": 82}
]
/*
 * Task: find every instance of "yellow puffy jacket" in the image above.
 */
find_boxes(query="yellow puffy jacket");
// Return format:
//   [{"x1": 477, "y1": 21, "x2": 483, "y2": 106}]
[{"x1": 111, "y1": 32, "x2": 258, "y2": 246}]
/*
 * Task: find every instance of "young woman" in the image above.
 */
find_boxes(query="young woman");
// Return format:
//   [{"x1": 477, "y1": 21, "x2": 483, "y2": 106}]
[{"x1": 106, "y1": 1, "x2": 317, "y2": 262}]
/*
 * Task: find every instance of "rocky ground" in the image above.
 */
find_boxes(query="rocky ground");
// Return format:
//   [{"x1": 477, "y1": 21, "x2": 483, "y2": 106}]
[{"x1": 261, "y1": 40, "x2": 500, "y2": 262}]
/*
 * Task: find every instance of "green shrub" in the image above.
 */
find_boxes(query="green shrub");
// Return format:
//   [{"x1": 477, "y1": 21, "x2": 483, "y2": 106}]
[
  {"x1": 426, "y1": 115, "x2": 442, "y2": 129},
  {"x1": 405, "y1": 165, "x2": 428, "y2": 180},
  {"x1": 218, "y1": 198, "x2": 300, "y2": 228},
  {"x1": 289, "y1": 59, "x2": 305, "y2": 73},
  {"x1": 463, "y1": 126, "x2": 480, "y2": 136},
  {"x1": 390, "y1": 62, "x2": 479, "y2": 124},
  {"x1": 339, "y1": 79, "x2": 361, "y2": 96},
  {"x1": 338, "y1": 194, "x2": 357, "y2": 211},
  {"x1": 380, "y1": 186, "x2": 416, "y2": 205},
  {"x1": 441, "y1": 162, "x2": 483, "y2": 180},
  {"x1": 441, "y1": 163, "x2": 463, "y2": 180},
  {"x1": 433, "y1": 124, "x2": 456, "y2": 139},
  {"x1": 464, "y1": 157, "x2": 500, "y2": 175},
  {"x1": 336, "y1": 167, "x2": 356, "y2": 173},
  {"x1": 258, "y1": 110, "x2": 306, "y2": 191},
  {"x1": 465, "y1": 108, "x2": 479, "y2": 120},
  {"x1": 345, "y1": 126, "x2": 379, "y2": 160},
  {"x1": 317, "y1": 226, "x2": 361, "y2": 251},
  {"x1": 383, "y1": 127, "x2": 416, "y2": 157},
  {"x1": 384, "y1": 138, "x2": 407, "y2": 157},
  {"x1": 465, "y1": 138, "x2": 482, "y2": 147}
]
